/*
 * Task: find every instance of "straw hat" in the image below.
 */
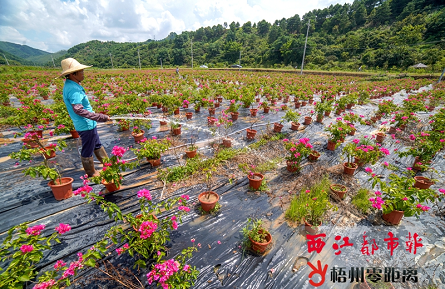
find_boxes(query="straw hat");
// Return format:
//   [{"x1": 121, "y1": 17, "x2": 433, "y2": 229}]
[{"x1": 58, "y1": 58, "x2": 92, "y2": 78}]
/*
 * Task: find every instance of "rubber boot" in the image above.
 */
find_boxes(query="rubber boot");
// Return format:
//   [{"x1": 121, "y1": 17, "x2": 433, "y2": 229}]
[
  {"x1": 94, "y1": 146, "x2": 109, "y2": 164},
  {"x1": 81, "y1": 156, "x2": 99, "y2": 177}
]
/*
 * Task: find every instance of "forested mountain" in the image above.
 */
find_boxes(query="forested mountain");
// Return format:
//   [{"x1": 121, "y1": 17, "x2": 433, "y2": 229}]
[
  {"x1": 0, "y1": 48, "x2": 33, "y2": 66},
  {"x1": 7, "y1": 0, "x2": 445, "y2": 71},
  {"x1": 0, "y1": 41, "x2": 66, "y2": 66}
]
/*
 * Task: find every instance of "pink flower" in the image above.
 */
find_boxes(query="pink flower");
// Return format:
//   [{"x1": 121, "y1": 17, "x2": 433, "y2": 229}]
[
  {"x1": 111, "y1": 146, "x2": 126, "y2": 158},
  {"x1": 20, "y1": 244, "x2": 34, "y2": 254},
  {"x1": 26, "y1": 224, "x2": 45, "y2": 236},
  {"x1": 305, "y1": 190, "x2": 310, "y2": 193},
  {"x1": 416, "y1": 204, "x2": 422, "y2": 208},
  {"x1": 180, "y1": 194, "x2": 189, "y2": 200},
  {"x1": 421, "y1": 206, "x2": 430, "y2": 211},
  {"x1": 365, "y1": 167, "x2": 373, "y2": 173},
  {"x1": 409, "y1": 134, "x2": 416, "y2": 140},
  {"x1": 172, "y1": 220, "x2": 178, "y2": 230},
  {"x1": 383, "y1": 162, "x2": 389, "y2": 166},
  {"x1": 191, "y1": 238, "x2": 195, "y2": 243},
  {"x1": 54, "y1": 260, "x2": 66, "y2": 270},
  {"x1": 375, "y1": 191, "x2": 382, "y2": 195},
  {"x1": 402, "y1": 197, "x2": 408, "y2": 201},
  {"x1": 137, "y1": 189, "x2": 152, "y2": 200},
  {"x1": 139, "y1": 221, "x2": 158, "y2": 239},
  {"x1": 439, "y1": 189, "x2": 445, "y2": 194},
  {"x1": 183, "y1": 264, "x2": 190, "y2": 272},
  {"x1": 55, "y1": 223, "x2": 71, "y2": 235},
  {"x1": 217, "y1": 240, "x2": 221, "y2": 244},
  {"x1": 407, "y1": 167, "x2": 412, "y2": 171},
  {"x1": 178, "y1": 206, "x2": 190, "y2": 212},
  {"x1": 353, "y1": 139, "x2": 360, "y2": 144},
  {"x1": 33, "y1": 280, "x2": 56, "y2": 289}
]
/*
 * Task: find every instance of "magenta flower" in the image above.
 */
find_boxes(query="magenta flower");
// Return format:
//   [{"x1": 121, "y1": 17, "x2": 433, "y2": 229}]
[
  {"x1": 139, "y1": 221, "x2": 158, "y2": 239},
  {"x1": 111, "y1": 146, "x2": 126, "y2": 158},
  {"x1": 439, "y1": 189, "x2": 445, "y2": 194},
  {"x1": 407, "y1": 167, "x2": 412, "y2": 171},
  {"x1": 137, "y1": 188, "x2": 152, "y2": 200},
  {"x1": 353, "y1": 139, "x2": 360, "y2": 144},
  {"x1": 383, "y1": 162, "x2": 389, "y2": 166},
  {"x1": 26, "y1": 224, "x2": 45, "y2": 236},
  {"x1": 365, "y1": 167, "x2": 373, "y2": 173},
  {"x1": 54, "y1": 260, "x2": 66, "y2": 270},
  {"x1": 20, "y1": 244, "x2": 34, "y2": 254},
  {"x1": 402, "y1": 197, "x2": 408, "y2": 201},
  {"x1": 409, "y1": 134, "x2": 416, "y2": 140},
  {"x1": 55, "y1": 223, "x2": 71, "y2": 235}
]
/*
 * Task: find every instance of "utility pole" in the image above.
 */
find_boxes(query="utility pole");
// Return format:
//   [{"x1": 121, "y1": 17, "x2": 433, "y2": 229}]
[
  {"x1": 191, "y1": 39, "x2": 193, "y2": 69},
  {"x1": 439, "y1": 67, "x2": 445, "y2": 83},
  {"x1": 300, "y1": 19, "x2": 310, "y2": 75},
  {"x1": 137, "y1": 48, "x2": 141, "y2": 70},
  {"x1": 3, "y1": 54, "x2": 9, "y2": 65},
  {"x1": 239, "y1": 50, "x2": 241, "y2": 71},
  {"x1": 109, "y1": 53, "x2": 114, "y2": 69},
  {"x1": 160, "y1": 58, "x2": 163, "y2": 69},
  {"x1": 51, "y1": 55, "x2": 55, "y2": 67}
]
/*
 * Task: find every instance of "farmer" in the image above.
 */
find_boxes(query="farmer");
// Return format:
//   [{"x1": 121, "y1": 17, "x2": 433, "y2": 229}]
[{"x1": 59, "y1": 58, "x2": 110, "y2": 177}]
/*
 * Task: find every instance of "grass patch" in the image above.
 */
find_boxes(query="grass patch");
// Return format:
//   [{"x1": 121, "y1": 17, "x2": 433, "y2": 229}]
[
  {"x1": 285, "y1": 174, "x2": 335, "y2": 223},
  {"x1": 248, "y1": 132, "x2": 286, "y2": 150},
  {"x1": 351, "y1": 188, "x2": 372, "y2": 214}
]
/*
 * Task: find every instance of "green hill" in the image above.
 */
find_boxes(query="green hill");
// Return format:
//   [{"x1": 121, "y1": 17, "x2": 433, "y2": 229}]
[
  {"x1": 26, "y1": 50, "x2": 67, "y2": 66},
  {"x1": 0, "y1": 41, "x2": 48, "y2": 59},
  {"x1": 0, "y1": 49, "x2": 33, "y2": 66},
  {"x1": 6, "y1": 0, "x2": 445, "y2": 72}
]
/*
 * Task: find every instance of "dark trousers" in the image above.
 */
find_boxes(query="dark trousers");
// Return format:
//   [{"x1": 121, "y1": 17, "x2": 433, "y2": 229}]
[{"x1": 78, "y1": 127, "x2": 102, "y2": 158}]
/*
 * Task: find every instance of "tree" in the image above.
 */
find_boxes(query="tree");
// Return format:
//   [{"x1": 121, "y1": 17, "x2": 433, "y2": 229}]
[
  {"x1": 268, "y1": 25, "x2": 282, "y2": 44},
  {"x1": 355, "y1": 3, "x2": 367, "y2": 26},
  {"x1": 257, "y1": 20, "x2": 270, "y2": 36},
  {"x1": 223, "y1": 41, "x2": 242, "y2": 63},
  {"x1": 229, "y1": 21, "x2": 236, "y2": 32},
  {"x1": 223, "y1": 22, "x2": 228, "y2": 29},
  {"x1": 372, "y1": 1, "x2": 392, "y2": 26},
  {"x1": 287, "y1": 14, "x2": 301, "y2": 34},
  {"x1": 242, "y1": 21, "x2": 252, "y2": 33}
]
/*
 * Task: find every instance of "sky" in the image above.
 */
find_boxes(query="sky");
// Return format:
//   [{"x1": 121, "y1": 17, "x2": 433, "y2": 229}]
[{"x1": 0, "y1": 0, "x2": 353, "y2": 53}]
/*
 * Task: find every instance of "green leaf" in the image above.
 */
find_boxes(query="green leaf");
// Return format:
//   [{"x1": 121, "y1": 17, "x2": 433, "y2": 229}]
[
  {"x1": 18, "y1": 275, "x2": 30, "y2": 282},
  {"x1": 84, "y1": 258, "x2": 96, "y2": 267}
]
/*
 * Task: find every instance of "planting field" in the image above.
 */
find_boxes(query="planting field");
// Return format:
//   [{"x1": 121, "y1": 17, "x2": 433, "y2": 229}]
[{"x1": 0, "y1": 69, "x2": 444, "y2": 289}]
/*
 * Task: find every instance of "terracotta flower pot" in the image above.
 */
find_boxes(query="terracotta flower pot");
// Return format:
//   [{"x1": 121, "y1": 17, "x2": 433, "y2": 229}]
[
  {"x1": 231, "y1": 112, "x2": 239, "y2": 121},
  {"x1": 174, "y1": 108, "x2": 180, "y2": 115},
  {"x1": 273, "y1": 123, "x2": 283, "y2": 133},
  {"x1": 346, "y1": 103, "x2": 353, "y2": 109},
  {"x1": 186, "y1": 112, "x2": 193, "y2": 120},
  {"x1": 354, "y1": 157, "x2": 365, "y2": 167},
  {"x1": 304, "y1": 116, "x2": 312, "y2": 125},
  {"x1": 316, "y1": 115, "x2": 323, "y2": 123},
  {"x1": 214, "y1": 102, "x2": 220, "y2": 108},
  {"x1": 207, "y1": 117, "x2": 217, "y2": 126},
  {"x1": 330, "y1": 184, "x2": 347, "y2": 199},
  {"x1": 304, "y1": 219, "x2": 322, "y2": 235},
  {"x1": 388, "y1": 127, "x2": 397, "y2": 134},
  {"x1": 301, "y1": 101, "x2": 307, "y2": 106},
  {"x1": 413, "y1": 176, "x2": 434, "y2": 189},
  {"x1": 198, "y1": 191, "x2": 219, "y2": 212},
  {"x1": 308, "y1": 151, "x2": 320, "y2": 161},
  {"x1": 70, "y1": 130, "x2": 80, "y2": 139},
  {"x1": 324, "y1": 111, "x2": 331, "y2": 117},
  {"x1": 348, "y1": 128, "x2": 356, "y2": 136},
  {"x1": 48, "y1": 177, "x2": 74, "y2": 201},
  {"x1": 101, "y1": 180, "x2": 120, "y2": 193},
  {"x1": 195, "y1": 106, "x2": 201, "y2": 113},
  {"x1": 376, "y1": 133, "x2": 385, "y2": 143},
  {"x1": 382, "y1": 210, "x2": 404, "y2": 225},
  {"x1": 250, "y1": 109, "x2": 258, "y2": 117},
  {"x1": 218, "y1": 97, "x2": 223, "y2": 103},
  {"x1": 42, "y1": 145, "x2": 57, "y2": 159},
  {"x1": 294, "y1": 102, "x2": 301, "y2": 109},
  {"x1": 263, "y1": 107, "x2": 270, "y2": 113},
  {"x1": 172, "y1": 125, "x2": 181, "y2": 135},
  {"x1": 185, "y1": 149, "x2": 197, "y2": 158},
  {"x1": 132, "y1": 130, "x2": 145, "y2": 143},
  {"x1": 208, "y1": 108, "x2": 216, "y2": 116},
  {"x1": 248, "y1": 173, "x2": 264, "y2": 190},
  {"x1": 286, "y1": 160, "x2": 300, "y2": 172},
  {"x1": 147, "y1": 158, "x2": 161, "y2": 167},
  {"x1": 343, "y1": 162, "x2": 358, "y2": 175},
  {"x1": 246, "y1": 128, "x2": 257, "y2": 140},
  {"x1": 290, "y1": 122, "x2": 300, "y2": 131},
  {"x1": 223, "y1": 138, "x2": 232, "y2": 148},
  {"x1": 249, "y1": 231, "x2": 272, "y2": 254},
  {"x1": 23, "y1": 138, "x2": 39, "y2": 149},
  {"x1": 327, "y1": 140, "x2": 337, "y2": 151},
  {"x1": 156, "y1": 104, "x2": 162, "y2": 109}
]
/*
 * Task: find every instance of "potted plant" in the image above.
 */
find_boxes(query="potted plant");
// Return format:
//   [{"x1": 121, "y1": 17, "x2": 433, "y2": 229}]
[
  {"x1": 308, "y1": 150, "x2": 321, "y2": 161},
  {"x1": 9, "y1": 139, "x2": 71, "y2": 200},
  {"x1": 198, "y1": 167, "x2": 219, "y2": 212},
  {"x1": 246, "y1": 114, "x2": 263, "y2": 140},
  {"x1": 250, "y1": 103, "x2": 258, "y2": 117},
  {"x1": 133, "y1": 136, "x2": 170, "y2": 167},
  {"x1": 285, "y1": 175, "x2": 336, "y2": 234},
  {"x1": 241, "y1": 218, "x2": 272, "y2": 254},
  {"x1": 325, "y1": 121, "x2": 349, "y2": 151},
  {"x1": 330, "y1": 184, "x2": 348, "y2": 199},
  {"x1": 217, "y1": 111, "x2": 234, "y2": 148},
  {"x1": 259, "y1": 100, "x2": 270, "y2": 114},
  {"x1": 283, "y1": 138, "x2": 312, "y2": 173},
  {"x1": 281, "y1": 109, "x2": 301, "y2": 131},
  {"x1": 314, "y1": 101, "x2": 328, "y2": 123},
  {"x1": 366, "y1": 167, "x2": 442, "y2": 225},
  {"x1": 117, "y1": 119, "x2": 131, "y2": 131},
  {"x1": 185, "y1": 134, "x2": 198, "y2": 158},
  {"x1": 342, "y1": 143, "x2": 358, "y2": 175},
  {"x1": 227, "y1": 100, "x2": 241, "y2": 120},
  {"x1": 91, "y1": 146, "x2": 137, "y2": 192},
  {"x1": 171, "y1": 121, "x2": 181, "y2": 136},
  {"x1": 131, "y1": 119, "x2": 151, "y2": 143}
]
